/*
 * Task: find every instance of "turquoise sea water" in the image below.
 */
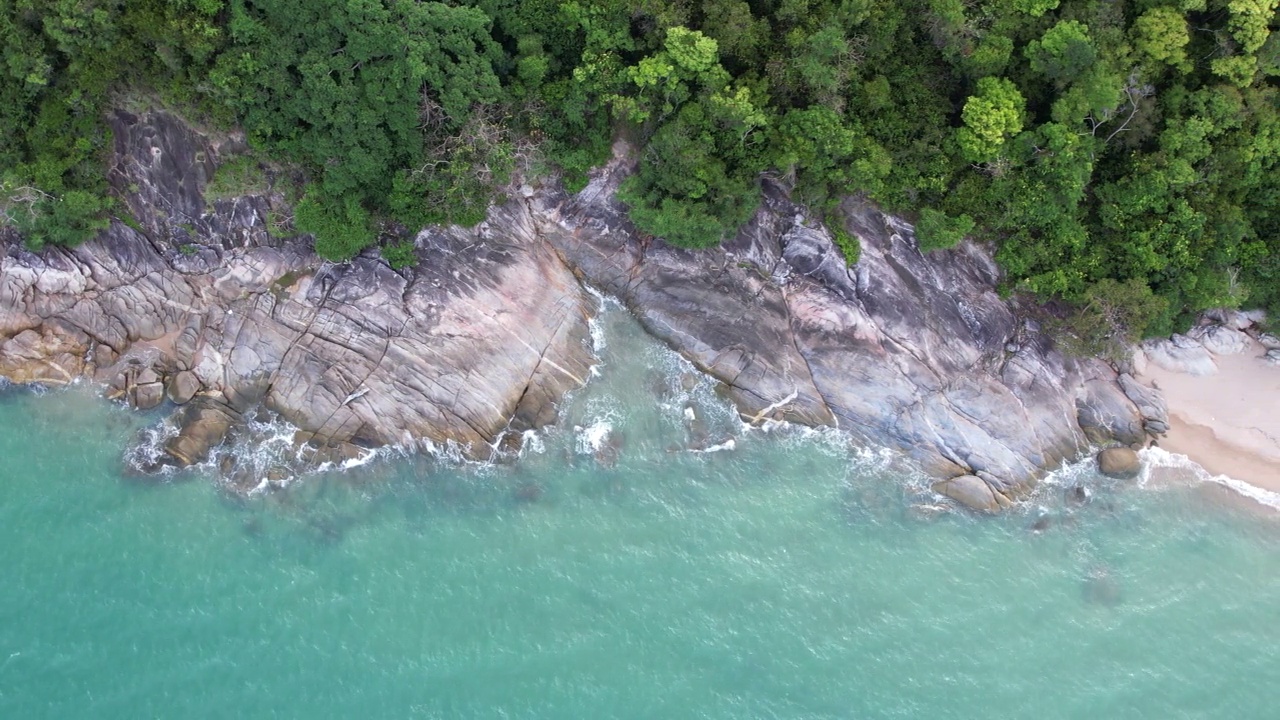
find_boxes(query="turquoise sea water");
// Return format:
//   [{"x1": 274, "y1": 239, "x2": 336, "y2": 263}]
[{"x1": 2, "y1": 307, "x2": 1278, "y2": 719}]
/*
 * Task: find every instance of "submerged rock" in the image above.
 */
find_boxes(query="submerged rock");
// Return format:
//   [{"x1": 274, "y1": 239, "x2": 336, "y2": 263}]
[
  {"x1": 1082, "y1": 566, "x2": 1122, "y2": 606},
  {"x1": 513, "y1": 482, "x2": 544, "y2": 503},
  {"x1": 1066, "y1": 485, "x2": 1092, "y2": 505}
]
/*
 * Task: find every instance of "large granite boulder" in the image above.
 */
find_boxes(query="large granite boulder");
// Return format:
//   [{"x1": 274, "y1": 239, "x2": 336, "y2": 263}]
[
  {"x1": 1097, "y1": 447, "x2": 1142, "y2": 479},
  {"x1": 1142, "y1": 334, "x2": 1218, "y2": 375},
  {"x1": 165, "y1": 400, "x2": 237, "y2": 466},
  {"x1": 1188, "y1": 324, "x2": 1250, "y2": 356},
  {"x1": 167, "y1": 370, "x2": 201, "y2": 405}
]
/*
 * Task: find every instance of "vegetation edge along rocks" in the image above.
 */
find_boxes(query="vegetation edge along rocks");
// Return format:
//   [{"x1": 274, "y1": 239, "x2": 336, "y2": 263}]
[{"x1": 3, "y1": 0, "x2": 1279, "y2": 349}]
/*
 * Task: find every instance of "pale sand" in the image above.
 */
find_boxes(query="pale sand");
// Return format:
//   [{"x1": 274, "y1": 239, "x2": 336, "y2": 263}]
[{"x1": 1138, "y1": 338, "x2": 1280, "y2": 494}]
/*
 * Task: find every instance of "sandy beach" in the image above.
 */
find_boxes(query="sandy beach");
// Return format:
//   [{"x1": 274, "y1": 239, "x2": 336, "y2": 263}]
[{"x1": 1138, "y1": 337, "x2": 1280, "y2": 494}]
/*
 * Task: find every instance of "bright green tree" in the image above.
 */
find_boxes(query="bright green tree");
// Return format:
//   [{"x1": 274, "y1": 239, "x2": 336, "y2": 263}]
[
  {"x1": 956, "y1": 77, "x2": 1026, "y2": 163},
  {"x1": 1132, "y1": 7, "x2": 1192, "y2": 74}
]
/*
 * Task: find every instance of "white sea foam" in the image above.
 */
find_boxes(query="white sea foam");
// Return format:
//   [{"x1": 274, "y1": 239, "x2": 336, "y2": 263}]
[
  {"x1": 583, "y1": 285, "x2": 624, "y2": 367},
  {"x1": 691, "y1": 438, "x2": 736, "y2": 454},
  {"x1": 1141, "y1": 446, "x2": 1280, "y2": 511},
  {"x1": 122, "y1": 415, "x2": 183, "y2": 475},
  {"x1": 410, "y1": 435, "x2": 472, "y2": 465},
  {"x1": 518, "y1": 428, "x2": 546, "y2": 457},
  {"x1": 574, "y1": 414, "x2": 616, "y2": 455},
  {"x1": 750, "y1": 421, "x2": 855, "y2": 460},
  {"x1": 1039, "y1": 453, "x2": 1101, "y2": 488}
]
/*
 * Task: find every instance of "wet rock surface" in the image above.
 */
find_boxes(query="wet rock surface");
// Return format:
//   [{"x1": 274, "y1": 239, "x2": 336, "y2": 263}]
[
  {"x1": 0, "y1": 114, "x2": 1158, "y2": 501},
  {"x1": 931, "y1": 475, "x2": 1002, "y2": 513}
]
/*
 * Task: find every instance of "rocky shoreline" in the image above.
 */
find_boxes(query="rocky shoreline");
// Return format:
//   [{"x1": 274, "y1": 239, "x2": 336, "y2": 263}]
[{"x1": 0, "y1": 110, "x2": 1167, "y2": 507}]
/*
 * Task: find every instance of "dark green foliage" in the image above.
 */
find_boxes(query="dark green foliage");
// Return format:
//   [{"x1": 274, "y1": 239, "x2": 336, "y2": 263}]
[
  {"x1": 609, "y1": 27, "x2": 769, "y2": 248},
  {"x1": 2, "y1": 186, "x2": 112, "y2": 250},
  {"x1": 618, "y1": 101, "x2": 763, "y2": 249},
  {"x1": 1057, "y1": 278, "x2": 1170, "y2": 359},
  {"x1": 915, "y1": 209, "x2": 974, "y2": 253},
  {"x1": 388, "y1": 110, "x2": 516, "y2": 230},
  {"x1": 0, "y1": 0, "x2": 229, "y2": 248},
  {"x1": 207, "y1": 0, "x2": 505, "y2": 254},
  {"x1": 775, "y1": 106, "x2": 891, "y2": 206},
  {"x1": 832, "y1": 226, "x2": 861, "y2": 267},
  {"x1": 381, "y1": 240, "x2": 418, "y2": 270},
  {"x1": 294, "y1": 186, "x2": 373, "y2": 262},
  {"x1": 205, "y1": 155, "x2": 271, "y2": 200}
]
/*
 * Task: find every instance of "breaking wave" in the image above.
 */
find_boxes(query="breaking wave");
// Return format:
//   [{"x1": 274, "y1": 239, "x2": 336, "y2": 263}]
[{"x1": 1141, "y1": 446, "x2": 1280, "y2": 512}]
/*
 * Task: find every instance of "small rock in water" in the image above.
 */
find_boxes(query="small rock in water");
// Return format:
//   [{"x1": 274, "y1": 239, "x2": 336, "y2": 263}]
[
  {"x1": 683, "y1": 405, "x2": 710, "y2": 448},
  {"x1": 1265, "y1": 349, "x2": 1280, "y2": 366},
  {"x1": 1097, "y1": 447, "x2": 1141, "y2": 479},
  {"x1": 1066, "y1": 485, "x2": 1092, "y2": 506}
]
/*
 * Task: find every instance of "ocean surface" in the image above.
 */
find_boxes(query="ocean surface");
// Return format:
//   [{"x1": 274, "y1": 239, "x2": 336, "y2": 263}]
[{"x1": 1, "y1": 305, "x2": 1278, "y2": 719}]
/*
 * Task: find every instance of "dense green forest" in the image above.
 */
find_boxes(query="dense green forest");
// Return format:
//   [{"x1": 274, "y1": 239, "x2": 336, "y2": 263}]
[{"x1": 2, "y1": 0, "x2": 1279, "y2": 339}]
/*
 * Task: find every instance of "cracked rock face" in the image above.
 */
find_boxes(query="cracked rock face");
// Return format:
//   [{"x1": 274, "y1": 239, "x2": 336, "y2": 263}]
[
  {"x1": 532, "y1": 150, "x2": 1153, "y2": 508},
  {"x1": 0, "y1": 112, "x2": 1155, "y2": 507},
  {"x1": 0, "y1": 110, "x2": 596, "y2": 475}
]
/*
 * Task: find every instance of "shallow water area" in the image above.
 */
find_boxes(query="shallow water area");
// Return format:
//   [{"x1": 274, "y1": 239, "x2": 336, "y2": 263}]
[{"x1": 1, "y1": 307, "x2": 1279, "y2": 719}]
